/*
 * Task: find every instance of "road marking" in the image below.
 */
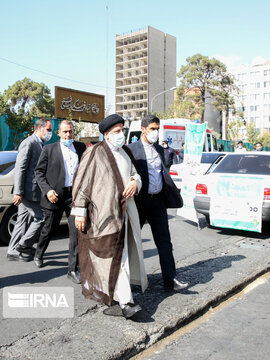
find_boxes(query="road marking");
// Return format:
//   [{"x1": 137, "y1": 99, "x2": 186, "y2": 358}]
[{"x1": 132, "y1": 271, "x2": 270, "y2": 360}]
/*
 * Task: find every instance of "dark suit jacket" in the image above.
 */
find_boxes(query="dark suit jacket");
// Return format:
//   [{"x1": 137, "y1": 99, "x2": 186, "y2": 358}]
[
  {"x1": 164, "y1": 146, "x2": 178, "y2": 168},
  {"x1": 35, "y1": 141, "x2": 86, "y2": 210},
  {"x1": 127, "y1": 140, "x2": 183, "y2": 209}
]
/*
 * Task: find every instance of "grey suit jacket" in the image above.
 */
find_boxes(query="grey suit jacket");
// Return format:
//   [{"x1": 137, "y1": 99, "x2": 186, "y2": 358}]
[{"x1": 13, "y1": 133, "x2": 43, "y2": 202}]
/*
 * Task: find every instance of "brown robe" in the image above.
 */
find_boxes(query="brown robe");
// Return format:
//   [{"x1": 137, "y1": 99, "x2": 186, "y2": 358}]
[{"x1": 72, "y1": 141, "x2": 147, "y2": 305}]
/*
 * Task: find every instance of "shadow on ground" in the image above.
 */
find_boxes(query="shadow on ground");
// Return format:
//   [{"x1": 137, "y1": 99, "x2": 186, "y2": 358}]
[{"x1": 111, "y1": 254, "x2": 247, "y2": 323}]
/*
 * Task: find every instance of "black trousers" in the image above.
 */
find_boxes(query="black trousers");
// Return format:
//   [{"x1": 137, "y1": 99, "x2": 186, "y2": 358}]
[
  {"x1": 35, "y1": 189, "x2": 78, "y2": 272},
  {"x1": 136, "y1": 193, "x2": 176, "y2": 287}
]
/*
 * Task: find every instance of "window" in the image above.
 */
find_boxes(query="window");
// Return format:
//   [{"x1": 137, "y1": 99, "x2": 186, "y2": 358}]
[
  {"x1": 250, "y1": 93, "x2": 260, "y2": 101},
  {"x1": 250, "y1": 105, "x2": 259, "y2": 111},
  {"x1": 237, "y1": 73, "x2": 247, "y2": 80},
  {"x1": 250, "y1": 82, "x2": 260, "y2": 89},
  {"x1": 264, "y1": 104, "x2": 270, "y2": 112},
  {"x1": 213, "y1": 155, "x2": 270, "y2": 176},
  {"x1": 250, "y1": 71, "x2": 260, "y2": 77},
  {"x1": 264, "y1": 81, "x2": 270, "y2": 88},
  {"x1": 264, "y1": 93, "x2": 270, "y2": 100},
  {"x1": 264, "y1": 70, "x2": 269, "y2": 76}
]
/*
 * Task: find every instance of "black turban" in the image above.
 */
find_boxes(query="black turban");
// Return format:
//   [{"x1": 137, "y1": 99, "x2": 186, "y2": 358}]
[{"x1": 99, "y1": 114, "x2": 125, "y2": 134}]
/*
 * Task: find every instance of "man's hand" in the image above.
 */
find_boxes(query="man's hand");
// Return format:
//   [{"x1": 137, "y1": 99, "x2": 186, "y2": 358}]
[
  {"x1": 13, "y1": 195, "x2": 23, "y2": 206},
  {"x1": 123, "y1": 180, "x2": 137, "y2": 199},
  {"x1": 75, "y1": 216, "x2": 86, "y2": 232},
  {"x1": 47, "y1": 190, "x2": 59, "y2": 204}
]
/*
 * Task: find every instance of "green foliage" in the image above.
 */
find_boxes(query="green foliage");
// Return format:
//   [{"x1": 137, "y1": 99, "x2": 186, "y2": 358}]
[
  {"x1": 246, "y1": 122, "x2": 260, "y2": 144},
  {"x1": 259, "y1": 130, "x2": 270, "y2": 147},
  {"x1": 227, "y1": 118, "x2": 245, "y2": 141},
  {"x1": 66, "y1": 108, "x2": 84, "y2": 140},
  {"x1": 153, "y1": 105, "x2": 175, "y2": 120},
  {"x1": 0, "y1": 78, "x2": 54, "y2": 148},
  {"x1": 176, "y1": 54, "x2": 238, "y2": 134}
]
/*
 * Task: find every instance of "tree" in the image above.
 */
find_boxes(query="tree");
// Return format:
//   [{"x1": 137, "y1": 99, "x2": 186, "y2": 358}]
[
  {"x1": 0, "y1": 78, "x2": 54, "y2": 148},
  {"x1": 177, "y1": 54, "x2": 238, "y2": 137},
  {"x1": 227, "y1": 118, "x2": 245, "y2": 141},
  {"x1": 259, "y1": 130, "x2": 270, "y2": 147},
  {"x1": 246, "y1": 121, "x2": 259, "y2": 144}
]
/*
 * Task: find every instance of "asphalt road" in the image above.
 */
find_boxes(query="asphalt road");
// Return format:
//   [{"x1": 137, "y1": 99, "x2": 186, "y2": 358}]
[{"x1": 135, "y1": 273, "x2": 270, "y2": 360}]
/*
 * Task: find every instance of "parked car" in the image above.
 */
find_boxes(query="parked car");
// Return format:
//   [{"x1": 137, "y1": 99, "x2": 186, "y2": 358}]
[
  {"x1": 170, "y1": 152, "x2": 225, "y2": 189},
  {"x1": 0, "y1": 150, "x2": 67, "y2": 245},
  {"x1": 194, "y1": 152, "x2": 270, "y2": 225},
  {"x1": 0, "y1": 151, "x2": 18, "y2": 245}
]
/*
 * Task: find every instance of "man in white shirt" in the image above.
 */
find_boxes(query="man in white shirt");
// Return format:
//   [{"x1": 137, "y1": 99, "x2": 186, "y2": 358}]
[
  {"x1": 34, "y1": 120, "x2": 86, "y2": 284},
  {"x1": 128, "y1": 115, "x2": 188, "y2": 293},
  {"x1": 235, "y1": 140, "x2": 247, "y2": 153}
]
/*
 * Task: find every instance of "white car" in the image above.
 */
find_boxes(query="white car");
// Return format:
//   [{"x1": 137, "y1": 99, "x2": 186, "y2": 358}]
[
  {"x1": 194, "y1": 152, "x2": 270, "y2": 225},
  {"x1": 170, "y1": 152, "x2": 225, "y2": 189},
  {"x1": 0, "y1": 151, "x2": 18, "y2": 245}
]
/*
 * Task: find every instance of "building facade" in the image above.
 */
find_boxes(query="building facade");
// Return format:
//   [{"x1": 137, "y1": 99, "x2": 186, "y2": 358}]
[
  {"x1": 115, "y1": 26, "x2": 176, "y2": 120},
  {"x1": 229, "y1": 60, "x2": 270, "y2": 135}
]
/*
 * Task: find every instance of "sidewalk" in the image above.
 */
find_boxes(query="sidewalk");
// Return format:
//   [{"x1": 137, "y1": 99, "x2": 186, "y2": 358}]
[{"x1": 1, "y1": 216, "x2": 270, "y2": 360}]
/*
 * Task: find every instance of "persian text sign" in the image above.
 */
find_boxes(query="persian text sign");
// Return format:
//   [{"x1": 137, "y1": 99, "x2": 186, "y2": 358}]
[
  {"x1": 55, "y1": 86, "x2": 104, "y2": 122},
  {"x1": 210, "y1": 175, "x2": 264, "y2": 232}
]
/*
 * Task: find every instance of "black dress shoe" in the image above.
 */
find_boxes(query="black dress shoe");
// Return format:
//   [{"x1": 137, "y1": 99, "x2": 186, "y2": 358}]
[
  {"x1": 122, "y1": 304, "x2": 142, "y2": 319},
  {"x1": 16, "y1": 244, "x2": 36, "y2": 256},
  {"x1": 7, "y1": 253, "x2": 33, "y2": 262},
  {"x1": 67, "y1": 271, "x2": 81, "y2": 284},
  {"x1": 164, "y1": 278, "x2": 189, "y2": 292},
  {"x1": 34, "y1": 257, "x2": 43, "y2": 268}
]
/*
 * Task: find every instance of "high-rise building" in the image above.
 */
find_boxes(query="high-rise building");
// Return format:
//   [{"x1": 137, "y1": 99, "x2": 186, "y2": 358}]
[
  {"x1": 115, "y1": 26, "x2": 176, "y2": 120},
  {"x1": 229, "y1": 60, "x2": 270, "y2": 134}
]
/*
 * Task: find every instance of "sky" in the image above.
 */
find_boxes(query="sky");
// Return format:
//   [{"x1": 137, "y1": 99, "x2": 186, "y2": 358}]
[{"x1": 0, "y1": 0, "x2": 270, "y2": 112}]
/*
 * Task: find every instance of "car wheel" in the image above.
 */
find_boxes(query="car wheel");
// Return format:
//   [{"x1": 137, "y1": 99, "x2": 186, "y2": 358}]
[{"x1": 0, "y1": 205, "x2": 18, "y2": 245}]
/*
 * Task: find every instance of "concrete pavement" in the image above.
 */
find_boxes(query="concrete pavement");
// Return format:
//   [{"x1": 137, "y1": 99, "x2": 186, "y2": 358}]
[{"x1": 0, "y1": 212, "x2": 270, "y2": 359}]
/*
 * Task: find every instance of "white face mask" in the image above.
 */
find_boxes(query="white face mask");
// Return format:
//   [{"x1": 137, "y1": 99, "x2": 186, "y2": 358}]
[
  {"x1": 146, "y1": 130, "x2": 159, "y2": 144},
  {"x1": 108, "y1": 131, "x2": 125, "y2": 148},
  {"x1": 43, "y1": 131, "x2": 52, "y2": 142}
]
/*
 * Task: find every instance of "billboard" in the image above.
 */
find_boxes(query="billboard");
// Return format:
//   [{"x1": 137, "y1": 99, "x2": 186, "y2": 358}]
[{"x1": 55, "y1": 86, "x2": 104, "y2": 122}]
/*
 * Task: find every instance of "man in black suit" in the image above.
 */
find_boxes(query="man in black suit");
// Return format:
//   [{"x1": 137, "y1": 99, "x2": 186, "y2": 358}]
[
  {"x1": 34, "y1": 120, "x2": 86, "y2": 284},
  {"x1": 128, "y1": 115, "x2": 189, "y2": 292},
  {"x1": 161, "y1": 140, "x2": 178, "y2": 169}
]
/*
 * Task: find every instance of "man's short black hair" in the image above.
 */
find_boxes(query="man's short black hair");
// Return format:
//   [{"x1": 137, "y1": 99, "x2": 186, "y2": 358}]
[
  {"x1": 255, "y1": 142, "x2": 262, "y2": 146},
  {"x1": 162, "y1": 140, "x2": 168, "y2": 144},
  {"x1": 141, "y1": 114, "x2": 160, "y2": 128}
]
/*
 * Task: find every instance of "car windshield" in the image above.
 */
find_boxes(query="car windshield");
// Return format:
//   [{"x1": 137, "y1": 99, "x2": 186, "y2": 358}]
[
  {"x1": 213, "y1": 154, "x2": 270, "y2": 175},
  {"x1": 0, "y1": 152, "x2": 17, "y2": 175},
  {"x1": 201, "y1": 153, "x2": 225, "y2": 164}
]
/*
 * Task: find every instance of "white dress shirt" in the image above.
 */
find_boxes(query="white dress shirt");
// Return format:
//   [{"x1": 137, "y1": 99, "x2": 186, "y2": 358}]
[
  {"x1": 60, "y1": 142, "x2": 79, "y2": 187},
  {"x1": 141, "y1": 140, "x2": 163, "y2": 194}
]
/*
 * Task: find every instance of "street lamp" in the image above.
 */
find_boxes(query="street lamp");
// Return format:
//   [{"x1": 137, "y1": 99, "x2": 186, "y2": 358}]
[{"x1": 150, "y1": 86, "x2": 177, "y2": 114}]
